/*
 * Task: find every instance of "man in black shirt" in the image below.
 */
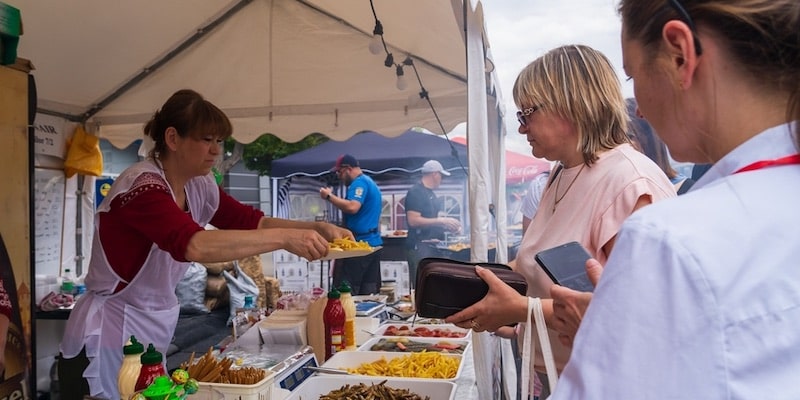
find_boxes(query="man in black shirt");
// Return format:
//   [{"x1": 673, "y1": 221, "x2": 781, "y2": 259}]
[{"x1": 404, "y1": 160, "x2": 462, "y2": 288}]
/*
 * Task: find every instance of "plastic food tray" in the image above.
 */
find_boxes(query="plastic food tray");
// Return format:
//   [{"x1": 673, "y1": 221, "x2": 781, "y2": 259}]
[
  {"x1": 194, "y1": 371, "x2": 275, "y2": 400},
  {"x1": 371, "y1": 322, "x2": 472, "y2": 339},
  {"x1": 358, "y1": 336, "x2": 471, "y2": 354},
  {"x1": 320, "y1": 350, "x2": 464, "y2": 381},
  {"x1": 285, "y1": 375, "x2": 456, "y2": 400}
]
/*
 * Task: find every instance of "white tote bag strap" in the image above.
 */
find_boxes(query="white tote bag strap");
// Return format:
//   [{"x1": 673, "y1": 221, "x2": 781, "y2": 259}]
[{"x1": 521, "y1": 297, "x2": 558, "y2": 399}]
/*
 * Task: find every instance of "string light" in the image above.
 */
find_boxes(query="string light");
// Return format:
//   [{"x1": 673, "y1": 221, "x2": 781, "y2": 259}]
[
  {"x1": 395, "y1": 65, "x2": 407, "y2": 90},
  {"x1": 365, "y1": 0, "x2": 468, "y2": 174},
  {"x1": 368, "y1": 20, "x2": 384, "y2": 55}
]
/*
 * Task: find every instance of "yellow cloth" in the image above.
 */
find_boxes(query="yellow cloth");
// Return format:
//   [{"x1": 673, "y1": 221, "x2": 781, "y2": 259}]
[{"x1": 64, "y1": 125, "x2": 103, "y2": 177}]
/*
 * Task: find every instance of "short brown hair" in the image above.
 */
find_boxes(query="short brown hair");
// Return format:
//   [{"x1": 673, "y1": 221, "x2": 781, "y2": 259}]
[{"x1": 143, "y1": 89, "x2": 233, "y2": 158}]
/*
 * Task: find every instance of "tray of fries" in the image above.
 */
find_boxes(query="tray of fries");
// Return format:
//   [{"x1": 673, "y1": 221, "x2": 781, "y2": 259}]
[
  {"x1": 319, "y1": 350, "x2": 464, "y2": 381},
  {"x1": 321, "y1": 238, "x2": 381, "y2": 260}
]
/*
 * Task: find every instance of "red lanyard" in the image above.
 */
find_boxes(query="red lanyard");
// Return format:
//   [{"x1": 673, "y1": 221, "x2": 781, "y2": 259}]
[{"x1": 733, "y1": 154, "x2": 800, "y2": 174}]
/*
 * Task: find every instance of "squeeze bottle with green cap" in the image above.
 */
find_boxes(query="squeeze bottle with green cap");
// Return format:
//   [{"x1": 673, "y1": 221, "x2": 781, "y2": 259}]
[
  {"x1": 135, "y1": 343, "x2": 167, "y2": 391},
  {"x1": 118, "y1": 335, "x2": 144, "y2": 399},
  {"x1": 338, "y1": 282, "x2": 357, "y2": 350}
]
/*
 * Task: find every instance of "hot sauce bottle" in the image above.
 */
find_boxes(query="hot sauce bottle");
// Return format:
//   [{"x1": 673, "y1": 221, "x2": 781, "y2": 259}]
[{"x1": 323, "y1": 289, "x2": 345, "y2": 360}]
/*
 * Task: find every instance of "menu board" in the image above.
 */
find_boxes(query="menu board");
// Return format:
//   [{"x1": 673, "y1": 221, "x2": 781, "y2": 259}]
[{"x1": 33, "y1": 168, "x2": 65, "y2": 272}]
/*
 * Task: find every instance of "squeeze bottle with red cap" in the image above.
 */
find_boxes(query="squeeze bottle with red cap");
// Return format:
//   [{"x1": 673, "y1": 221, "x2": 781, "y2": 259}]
[
  {"x1": 323, "y1": 289, "x2": 346, "y2": 360},
  {"x1": 134, "y1": 343, "x2": 167, "y2": 391}
]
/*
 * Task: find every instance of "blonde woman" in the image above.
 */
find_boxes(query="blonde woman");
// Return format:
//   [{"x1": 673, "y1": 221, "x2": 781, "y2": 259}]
[{"x1": 449, "y1": 44, "x2": 676, "y2": 395}]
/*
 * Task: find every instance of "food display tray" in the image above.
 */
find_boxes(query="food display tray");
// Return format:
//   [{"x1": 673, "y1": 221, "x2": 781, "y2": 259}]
[
  {"x1": 358, "y1": 336, "x2": 471, "y2": 354},
  {"x1": 194, "y1": 371, "x2": 275, "y2": 400},
  {"x1": 284, "y1": 375, "x2": 455, "y2": 400},
  {"x1": 320, "y1": 350, "x2": 464, "y2": 381},
  {"x1": 371, "y1": 322, "x2": 472, "y2": 339}
]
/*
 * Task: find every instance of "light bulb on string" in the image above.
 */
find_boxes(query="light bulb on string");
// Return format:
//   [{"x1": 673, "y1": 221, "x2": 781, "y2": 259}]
[
  {"x1": 395, "y1": 65, "x2": 407, "y2": 90},
  {"x1": 368, "y1": 20, "x2": 384, "y2": 55}
]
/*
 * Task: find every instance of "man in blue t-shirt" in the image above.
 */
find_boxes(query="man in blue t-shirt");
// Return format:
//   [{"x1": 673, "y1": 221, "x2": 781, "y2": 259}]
[{"x1": 319, "y1": 154, "x2": 383, "y2": 294}]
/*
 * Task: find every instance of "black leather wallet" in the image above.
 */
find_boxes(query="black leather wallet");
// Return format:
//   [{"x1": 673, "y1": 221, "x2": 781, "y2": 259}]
[{"x1": 414, "y1": 257, "x2": 528, "y2": 319}]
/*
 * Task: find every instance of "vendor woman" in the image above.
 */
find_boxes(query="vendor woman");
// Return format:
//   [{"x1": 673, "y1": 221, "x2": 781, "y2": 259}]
[{"x1": 58, "y1": 89, "x2": 352, "y2": 400}]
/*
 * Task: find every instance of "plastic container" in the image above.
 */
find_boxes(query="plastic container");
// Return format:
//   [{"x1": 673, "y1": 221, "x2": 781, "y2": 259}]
[
  {"x1": 134, "y1": 343, "x2": 167, "y2": 391},
  {"x1": 194, "y1": 372, "x2": 275, "y2": 400},
  {"x1": 118, "y1": 335, "x2": 145, "y2": 399},
  {"x1": 371, "y1": 322, "x2": 472, "y2": 339},
  {"x1": 286, "y1": 375, "x2": 456, "y2": 400},
  {"x1": 379, "y1": 280, "x2": 397, "y2": 303},
  {"x1": 321, "y1": 350, "x2": 464, "y2": 381},
  {"x1": 358, "y1": 336, "x2": 471, "y2": 354},
  {"x1": 323, "y1": 289, "x2": 345, "y2": 360},
  {"x1": 338, "y1": 283, "x2": 357, "y2": 350}
]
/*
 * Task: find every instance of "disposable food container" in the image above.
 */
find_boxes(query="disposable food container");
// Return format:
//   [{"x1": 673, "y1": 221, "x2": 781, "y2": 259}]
[
  {"x1": 320, "y1": 350, "x2": 464, "y2": 381},
  {"x1": 358, "y1": 336, "x2": 471, "y2": 354},
  {"x1": 194, "y1": 371, "x2": 275, "y2": 400},
  {"x1": 284, "y1": 375, "x2": 456, "y2": 400},
  {"x1": 371, "y1": 322, "x2": 472, "y2": 339}
]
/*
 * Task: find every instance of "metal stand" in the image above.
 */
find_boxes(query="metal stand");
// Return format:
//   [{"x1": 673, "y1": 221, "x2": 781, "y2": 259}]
[{"x1": 319, "y1": 259, "x2": 332, "y2": 290}]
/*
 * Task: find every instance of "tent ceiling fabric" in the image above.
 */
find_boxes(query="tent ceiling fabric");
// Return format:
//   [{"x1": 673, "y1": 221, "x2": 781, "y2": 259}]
[{"x1": 11, "y1": 0, "x2": 474, "y2": 147}]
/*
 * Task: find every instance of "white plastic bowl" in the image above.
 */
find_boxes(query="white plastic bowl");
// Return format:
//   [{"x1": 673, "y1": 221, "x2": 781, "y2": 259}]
[
  {"x1": 320, "y1": 350, "x2": 464, "y2": 381},
  {"x1": 285, "y1": 375, "x2": 456, "y2": 400}
]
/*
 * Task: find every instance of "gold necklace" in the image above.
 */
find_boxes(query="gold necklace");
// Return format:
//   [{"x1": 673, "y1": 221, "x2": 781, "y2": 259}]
[{"x1": 552, "y1": 164, "x2": 586, "y2": 212}]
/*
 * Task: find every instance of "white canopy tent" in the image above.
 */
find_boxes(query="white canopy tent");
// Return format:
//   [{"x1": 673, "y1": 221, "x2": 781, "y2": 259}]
[{"x1": 11, "y1": 0, "x2": 514, "y2": 397}]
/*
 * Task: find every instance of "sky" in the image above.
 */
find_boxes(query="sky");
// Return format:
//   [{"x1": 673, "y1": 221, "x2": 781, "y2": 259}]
[{"x1": 473, "y1": 0, "x2": 633, "y2": 155}]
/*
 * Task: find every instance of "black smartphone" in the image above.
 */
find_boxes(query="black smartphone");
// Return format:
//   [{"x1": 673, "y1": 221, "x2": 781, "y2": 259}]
[{"x1": 534, "y1": 241, "x2": 594, "y2": 292}]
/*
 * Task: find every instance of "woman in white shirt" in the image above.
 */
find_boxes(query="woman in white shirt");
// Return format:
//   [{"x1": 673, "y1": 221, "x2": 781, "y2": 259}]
[{"x1": 447, "y1": 0, "x2": 800, "y2": 398}]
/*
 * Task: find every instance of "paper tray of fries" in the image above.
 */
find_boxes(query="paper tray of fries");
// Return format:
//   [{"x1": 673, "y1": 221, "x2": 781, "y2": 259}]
[
  {"x1": 319, "y1": 350, "x2": 464, "y2": 381},
  {"x1": 322, "y1": 238, "x2": 382, "y2": 260}
]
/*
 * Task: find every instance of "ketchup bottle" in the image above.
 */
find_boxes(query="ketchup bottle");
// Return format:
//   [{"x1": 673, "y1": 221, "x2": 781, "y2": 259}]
[
  {"x1": 323, "y1": 289, "x2": 346, "y2": 360},
  {"x1": 134, "y1": 343, "x2": 167, "y2": 391}
]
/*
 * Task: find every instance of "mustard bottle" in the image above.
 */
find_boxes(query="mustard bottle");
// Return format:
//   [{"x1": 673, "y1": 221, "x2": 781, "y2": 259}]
[
  {"x1": 338, "y1": 282, "x2": 357, "y2": 350},
  {"x1": 118, "y1": 335, "x2": 144, "y2": 400}
]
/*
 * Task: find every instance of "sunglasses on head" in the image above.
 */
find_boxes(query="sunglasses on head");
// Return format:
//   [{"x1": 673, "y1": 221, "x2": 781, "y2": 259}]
[{"x1": 516, "y1": 106, "x2": 540, "y2": 127}]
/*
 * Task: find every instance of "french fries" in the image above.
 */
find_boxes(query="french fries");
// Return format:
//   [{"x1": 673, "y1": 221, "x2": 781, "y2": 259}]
[
  {"x1": 180, "y1": 347, "x2": 267, "y2": 385},
  {"x1": 345, "y1": 352, "x2": 459, "y2": 379},
  {"x1": 329, "y1": 238, "x2": 372, "y2": 251}
]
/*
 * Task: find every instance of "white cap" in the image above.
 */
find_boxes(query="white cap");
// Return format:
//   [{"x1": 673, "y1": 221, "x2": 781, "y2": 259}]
[{"x1": 421, "y1": 160, "x2": 450, "y2": 176}]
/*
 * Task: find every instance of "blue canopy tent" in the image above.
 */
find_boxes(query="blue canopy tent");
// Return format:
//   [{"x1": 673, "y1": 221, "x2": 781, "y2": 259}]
[
  {"x1": 269, "y1": 129, "x2": 470, "y2": 234},
  {"x1": 270, "y1": 130, "x2": 468, "y2": 178}
]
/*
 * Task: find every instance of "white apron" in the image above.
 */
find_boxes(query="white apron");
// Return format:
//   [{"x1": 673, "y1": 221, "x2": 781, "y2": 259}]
[{"x1": 60, "y1": 161, "x2": 219, "y2": 399}]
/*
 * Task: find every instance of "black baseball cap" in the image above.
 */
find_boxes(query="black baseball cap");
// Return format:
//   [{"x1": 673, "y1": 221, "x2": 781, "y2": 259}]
[{"x1": 333, "y1": 154, "x2": 359, "y2": 171}]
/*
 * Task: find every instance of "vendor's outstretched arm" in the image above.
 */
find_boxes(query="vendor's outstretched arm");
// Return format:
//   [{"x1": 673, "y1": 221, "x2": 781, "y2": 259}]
[
  {"x1": 550, "y1": 258, "x2": 604, "y2": 347},
  {"x1": 445, "y1": 266, "x2": 529, "y2": 332},
  {"x1": 186, "y1": 218, "x2": 351, "y2": 263},
  {"x1": 258, "y1": 217, "x2": 353, "y2": 241}
]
